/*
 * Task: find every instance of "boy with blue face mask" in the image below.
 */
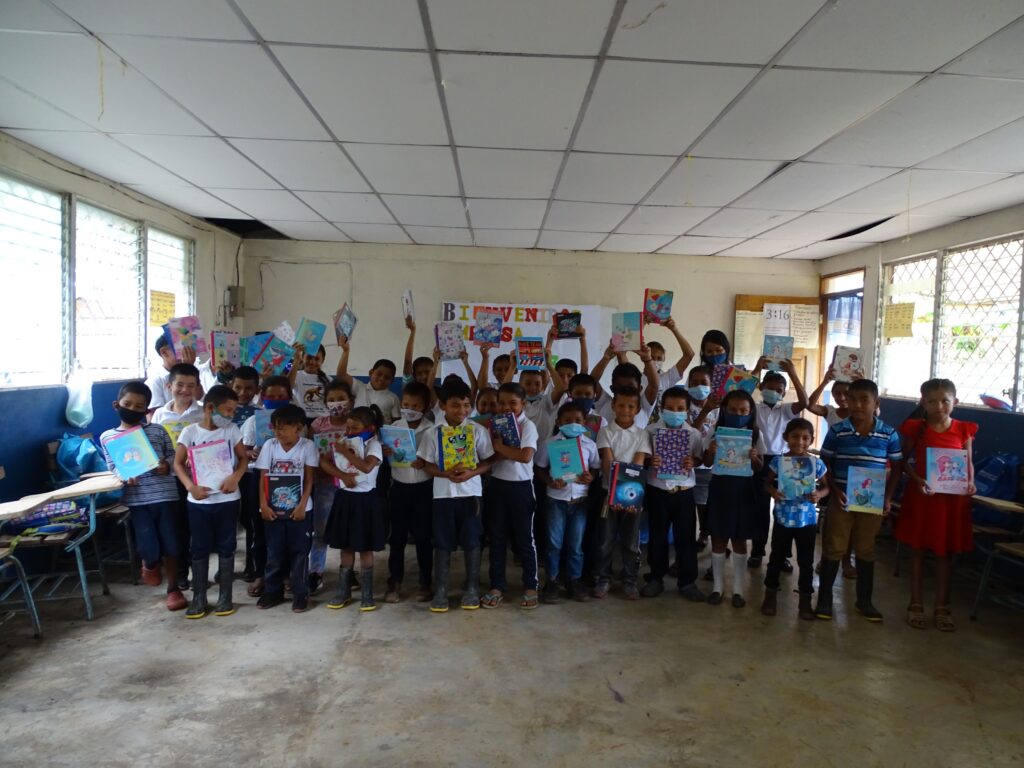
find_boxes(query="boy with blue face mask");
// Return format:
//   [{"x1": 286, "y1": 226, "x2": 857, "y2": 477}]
[{"x1": 173, "y1": 385, "x2": 249, "y2": 619}]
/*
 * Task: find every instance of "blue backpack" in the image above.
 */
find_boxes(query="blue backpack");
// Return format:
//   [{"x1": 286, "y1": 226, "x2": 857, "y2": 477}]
[
  {"x1": 54, "y1": 433, "x2": 122, "y2": 508},
  {"x1": 972, "y1": 452, "x2": 1021, "y2": 528}
]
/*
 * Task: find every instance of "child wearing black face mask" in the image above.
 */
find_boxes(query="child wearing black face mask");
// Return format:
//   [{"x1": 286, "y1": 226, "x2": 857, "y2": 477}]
[{"x1": 101, "y1": 381, "x2": 187, "y2": 612}]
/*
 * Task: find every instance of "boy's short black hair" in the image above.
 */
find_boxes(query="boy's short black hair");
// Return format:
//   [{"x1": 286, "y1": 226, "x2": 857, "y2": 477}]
[
  {"x1": 554, "y1": 358, "x2": 578, "y2": 374},
  {"x1": 612, "y1": 385, "x2": 641, "y2": 406},
  {"x1": 204, "y1": 384, "x2": 238, "y2": 409},
  {"x1": 848, "y1": 379, "x2": 879, "y2": 399},
  {"x1": 661, "y1": 386, "x2": 691, "y2": 408},
  {"x1": 784, "y1": 417, "x2": 815, "y2": 438},
  {"x1": 687, "y1": 364, "x2": 712, "y2": 383},
  {"x1": 493, "y1": 354, "x2": 511, "y2": 366},
  {"x1": 231, "y1": 365, "x2": 259, "y2": 384},
  {"x1": 440, "y1": 378, "x2": 472, "y2": 403},
  {"x1": 371, "y1": 359, "x2": 397, "y2": 375},
  {"x1": 261, "y1": 375, "x2": 292, "y2": 397},
  {"x1": 412, "y1": 356, "x2": 434, "y2": 371},
  {"x1": 118, "y1": 380, "x2": 152, "y2": 405},
  {"x1": 647, "y1": 341, "x2": 665, "y2": 353},
  {"x1": 762, "y1": 371, "x2": 787, "y2": 388},
  {"x1": 568, "y1": 373, "x2": 597, "y2": 392},
  {"x1": 498, "y1": 382, "x2": 527, "y2": 400},
  {"x1": 402, "y1": 381, "x2": 432, "y2": 408},
  {"x1": 519, "y1": 369, "x2": 543, "y2": 380},
  {"x1": 270, "y1": 403, "x2": 307, "y2": 427},
  {"x1": 611, "y1": 362, "x2": 642, "y2": 386},
  {"x1": 554, "y1": 401, "x2": 587, "y2": 434},
  {"x1": 169, "y1": 362, "x2": 200, "y2": 383},
  {"x1": 155, "y1": 335, "x2": 171, "y2": 354}
]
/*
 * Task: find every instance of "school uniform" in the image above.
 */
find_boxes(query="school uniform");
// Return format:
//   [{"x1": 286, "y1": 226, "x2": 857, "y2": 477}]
[
  {"x1": 751, "y1": 401, "x2": 802, "y2": 560},
  {"x1": 386, "y1": 418, "x2": 435, "y2": 589},
  {"x1": 706, "y1": 427, "x2": 768, "y2": 542},
  {"x1": 595, "y1": 390, "x2": 656, "y2": 430},
  {"x1": 145, "y1": 369, "x2": 171, "y2": 410},
  {"x1": 351, "y1": 379, "x2": 401, "y2": 423},
  {"x1": 176, "y1": 423, "x2": 243, "y2": 560},
  {"x1": 326, "y1": 436, "x2": 385, "y2": 552},
  {"x1": 525, "y1": 391, "x2": 555, "y2": 562},
  {"x1": 151, "y1": 401, "x2": 204, "y2": 583},
  {"x1": 241, "y1": 410, "x2": 270, "y2": 579}
]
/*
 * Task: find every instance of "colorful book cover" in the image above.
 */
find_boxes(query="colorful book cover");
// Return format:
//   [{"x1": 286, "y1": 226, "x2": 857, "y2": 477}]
[
  {"x1": 187, "y1": 439, "x2": 234, "y2": 491},
  {"x1": 471, "y1": 414, "x2": 493, "y2": 429},
  {"x1": 401, "y1": 289, "x2": 415, "y2": 321},
  {"x1": 252, "y1": 410, "x2": 275, "y2": 449},
  {"x1": 161, "y1": 420, "x2": 193, "y2": 447},
  {"x1": 710, "y1": 363, "x2": 733, "y2": 397},
  {"x1": 474, "y1": 310, "x2": 504, "y2": 346},
  {"x1": 273, "y1": 320, "x2": 296, "y2": 346},
  {"x1": 240, "y1": 333, "x2": 271, "y2": 366},
  {"x1": 832, "y1": 345, "x2": 865, "y2": 383},
  {"x1": 333, "y1": 303, "x2": 357, "y2": 343},
  {"x1": 847, "y1": 465, "x2": 887, "y2": 514},
  {"x1": 724, "y1": 366, "x2": 758, "y2": 396},
  {"x1": 438, "y1": 424, "x2": 476, "y2": 471},
  {"x1": 642, "y1": 288, "x2": 673, "y2": 325},
  {"x1": 231, "y1": 404, "x2": 257, "y2": 428},
  {"x1": 313, "y1": 428, "x2": 347, "y2": 459},
  {"x1": 251, "y1": 335, "x2": 294, "y2": 377},
  {"x1": 515, "y1": 337, "x2": 546, "y2": 371},
  {"x1": 210, "y1": 330, "x2": 241, "y2": 369},
  {"x1": 713, "y1": 427, "x2": 753, "y2": 477},
  {"x1": 583, "y1": 413, "x2": 602, "y2": 443},
  {"x1": 777, "y1": 456, "x2": 817, "y2": 500},
  {"x1": 762, "y1": 335, "x2": 794, "y2": 372},
  {"x1": 266, "y1": 473, "x2": 302, "y2": 517},
  {"x1": 295, "y1": 317, "x2": 327, "y2": 355},
  {"x1": 609, "y1": 462, "x2": 645, "y2": 514},
  {"x1": 654, "y1": 427, "x2": 692, "y2": 485},
  {"x1": 101, "y1": 426, "x2": 159, "y2": 481},
  {"x1": 926, "y1": 447, "x2": 969, "y2": 495},
  {"x1": 611, "y1": 312, "x2": 642, "y2": 352},
  {"x1": 435, "y1": 321, "x2": 465, "y2": 361},
  {"x1": 553, "y1": 311, "x2": 582, "y2": 339},
  {"x1": 167, "y1": 315, "x2": 208, "y2": 359},
  {"x1": 546, "y1": 437, "x2": 586, "y2": 482},
  {"x1": 381, "y1": 426, "x2": 417, "y2": 468},
  {"x1": 490, "y1": 412, "x2": 521, "y2": 448}
]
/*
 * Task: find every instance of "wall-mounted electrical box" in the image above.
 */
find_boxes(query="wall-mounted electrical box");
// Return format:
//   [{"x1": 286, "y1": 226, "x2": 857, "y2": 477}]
[{"x1": 227, "y1": 285, "x2": 245, "y2": 318}]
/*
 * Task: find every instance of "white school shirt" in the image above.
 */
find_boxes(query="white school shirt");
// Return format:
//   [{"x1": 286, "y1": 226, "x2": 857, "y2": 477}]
[
  {"x1": 176, "y1": 423, "x2": 243, "y2": 504},
  {"x1": 755, "y1": 401, "x2": 802, "y2": 456},
  {"x1": 338, "y1": 436, "x2": 383, "y2": 493},
  {"x1": 145, "y1": 369, "x2": 171, "y2": 410},
  {"x1": 352, "y1": 379, "x2": 401, "y2": 423},
  {"x1": 417, "y1": 419, "x2": 495, "y2": 499},
  {"x1": 824, "y1": 404, "x2": 845, "y2": 428},
  {"x1": 645, "y1": 422, "x2": 705, "y2": 492},
  {"x1": 293, "y1": 371, "x2": 329, "y2": 418},
  {"x1": 252, "y1": 437, "x2": 319, "y2": 512},
  {"x1": 596, "y1": 422, "x2": 653, "y2": 489},
  {"x1": 491, "y1": 413, "x2": 539, "y2": 483},
  {"x1": 595, "y1": 390, "x2": 656, "y2": 431},
  {"x1": 150, "y1": 401, "x2": 204, "y2": 426},
  {"x1": 535, "y1": 434, "x2": 600, "y2": 501},
  {"x1": 389, "y1": 418, "x2": 433, "y2": 485},
  {"x1": 197, "y1": 359, "x2": 218, "y2": 399}
]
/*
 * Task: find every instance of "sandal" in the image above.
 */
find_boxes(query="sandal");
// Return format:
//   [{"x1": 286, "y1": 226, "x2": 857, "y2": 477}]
[
  {"x1": 480, "y1": 589, "x2": 503, "y2": 609},
  {"x1": 521, "y1": 590, "x2": 539, "y2": 610},
  {"x1": 934, "y1": 605, "x2": 956, "y2": 632},
  {"x1": 906, "y1": 603, "x2": 928, "y2": 630},
  {"x1": 247, "y1": 578, "x2": 264, "y2": 598}
]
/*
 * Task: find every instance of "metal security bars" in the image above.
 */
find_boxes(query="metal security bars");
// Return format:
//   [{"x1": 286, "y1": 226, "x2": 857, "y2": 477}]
[{"x1": 877, "y1": 254, "x2": 938, "y2": 399}]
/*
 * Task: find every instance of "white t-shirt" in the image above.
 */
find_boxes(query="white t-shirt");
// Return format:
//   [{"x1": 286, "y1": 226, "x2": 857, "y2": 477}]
[
  {"x1": 417, "y1": 419, "x2": 495, "y2": 499},
  {"x1": 535, "y1": 434, "x2": 600, "y2": 501},
  {"x1": 491, "y1": 413, "x2": 539, "y2": 483},
  {"x1": 352, "y1": 379, "x2": 401, "y2": 423},
  {"x1": 253, "y1": 436, "x2": 319, "y2": 512},
  {"x1": 337, "y1": 436, "x2": 383, "y2": 494},
  {"x1": 645, "y1": 422, "x2": 705, "y2": 491},
  {"x1": 389, "y1": 418, "x2": 433, "y2": 485},
  {"x1": 176, "y1": 423, "x2": 243, "y2": 504},
  {"x1": 145, "y1": 369, "x2": 171, "y2": 410},
  {"x1": 197, "y1": 359, "x2": 218, "y2": 399},
  {"x1": 596, "y1": 390, "x2": 656, "y2": 431},
  {"x1": 596, "y1": 421, "x2": 652, "y2": 488},
  {"x1": 824, "y1": 404, "x2": 844, "y2": 427},
  {"x1": 150, "y1": 400, "x2": 203, "y2": 426},
  {"x1": 293, "y1": 371, "x2": 329, "y2": 418},
  {"x1": 755, "y1": 401, "x2": 802, "y2": 456}
]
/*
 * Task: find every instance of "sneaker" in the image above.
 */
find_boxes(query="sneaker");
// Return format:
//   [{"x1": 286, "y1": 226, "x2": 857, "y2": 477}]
[
  {"x1": 165, "y1": 589, "x2": 188, "y2": 611},
  {"x1": 571, "y1": 580, "x2": 590, "y2": 602},
  {"x1": 732, "y1": 593, "x2": 746, "y2": 608},
  {"x1": 141, "y1": 564, "x2": 162, "y2": 587},
  {"x1": 678, "y1": 583, "x2": 707, "y2": 602},
  {"x1": 257, "y1": 592, "x2": 284, "y2": 610},
  {"x1": 541, "y1": 580, "x2": 560, "y2": 604},
  {"x1": 780, "y1": 559, "x2": 794, "y2": 574},
  {"x1": 307, "y1": 572, "x2": 323, "y2": 595},
  {"x1": 384, "y1": 582, "x2": 401, "y2": 604},
  {"x1": 416, "y1": 585, "x2": 433, "y2": 602},
  {"x1": 591, "y1": 582, "x2": 609, "y2": 600},
  {"x1": 623, "y1": 583, "x2": 640, "y2": 601},
  {"x1": 639, "y1": 578, "x2": 664, "y2": 598},
  {"x1": 707, "y1": 591, "x2": 723, "y2": 606},
  {"x1": 292, "y1": 595, "x2": 310, "y2": 613}
]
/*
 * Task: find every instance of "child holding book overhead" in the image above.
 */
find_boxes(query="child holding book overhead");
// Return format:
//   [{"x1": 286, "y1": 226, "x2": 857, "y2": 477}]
[
  {"x1": 761, "y1": 418, "x2": 828, "y2": 620},
  {"x1": 335, "y1": 335, "x2": 401, "y2": 423},
  {"x1": 644, "y1": 317, "x2": 695, "y2": 404},
  {"x1": 146, "y1": 335, "x2": 195, "y2": 412},
  {"x1": 642, "y1": 387, "x2": 707, "y2": 601},
  {"x1": 319, "y1": 405, "x2": 385, "y2": 612},
  {"x1": 816, "y1": 379, "x2": 903, "y2": 622},
  {"x1": 896, "y1": 378, "x2": 977, "y2": 632},
  {"x1": 482, "y1": 382, "x2": 540, "y2": 610},
  {"x1": 591, "y1": 344, "x2": 660, "y2": 430},
  {"x1": 100, "y1": 381, "x2": 187, "y2": 611},
  {"x1": 289, "y1": 342, "x2": 330, "y2": 420},
  {"x1": 703, "y1": 389, "x2": 764, "y2": 607},
  {"x1": 418, "y1": 378, "x2": 495, "y2": 613},
  {"x1": 594, "y1": 385, "x2": 652, "y2": 600},
  {"x1": 172, "y1": 385, "x2": 249, "y2": 619},
  {"x1": 253, "y1": 404, "x2": 318, "y2": 613}
]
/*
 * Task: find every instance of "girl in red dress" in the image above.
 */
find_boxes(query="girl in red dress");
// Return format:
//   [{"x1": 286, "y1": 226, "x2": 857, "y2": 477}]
[{"x1": 897, "y1": 378, "x2": 977, "y2": 632}]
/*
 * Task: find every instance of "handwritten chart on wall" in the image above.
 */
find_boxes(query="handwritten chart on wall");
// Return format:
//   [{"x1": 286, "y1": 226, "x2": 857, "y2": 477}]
[{"x1": 733, "y1": 294, "x2": 821, "y2": 383}]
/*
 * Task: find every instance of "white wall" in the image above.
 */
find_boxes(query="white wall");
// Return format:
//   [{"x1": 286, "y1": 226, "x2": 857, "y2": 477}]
[{"x1": 241, "y1": 239, "x2": 820, "y2": 376}]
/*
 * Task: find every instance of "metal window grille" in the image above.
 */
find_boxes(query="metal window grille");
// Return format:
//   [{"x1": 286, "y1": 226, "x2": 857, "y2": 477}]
[
  {"x1": 145, "y1": 227, "x2": 194, "y2": 368},
  {"x1": 877, "y1": 254, "x2": 938, "y2": 399}
]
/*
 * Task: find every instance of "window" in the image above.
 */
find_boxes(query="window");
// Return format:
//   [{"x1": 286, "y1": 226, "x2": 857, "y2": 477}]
[
  {"x1": 145, "y1": 228, "x2": 193, "y2": 360},
  {"x1": 878, "y1": 255, "x2": 937, "y2": 399}
]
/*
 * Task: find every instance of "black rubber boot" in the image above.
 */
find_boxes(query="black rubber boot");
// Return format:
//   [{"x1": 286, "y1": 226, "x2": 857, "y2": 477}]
[
  {"x1": 798, "y1": 592, "x2": 815, "y2": 621},
  {"x1": 186, "y1": 558, "x2": 209, "y2": 619},
  {"x1": 815, "y1": 558, "x2": 840, "y2": 620},
  {"x1": 761, "y1": 588, "x2": 778, "y2": 616},
  {"x1": 214, "y1": 555, "x2": 235, "y2": 616},
  {"x1": 462, "y1": 548, "x2": 481, "y2": 610},
  {"x1": 855, "y1": 560, "x2": 883, "y2": 622},
  {"x1": 430, "y1": 549, "x2": 450, "y2": 613},
  {"x1": 328, "y1": 566, "x2": 353, "y2": 609},
  {"x1": 360, "y1": 567, "x2": 376, "y2": 612}
]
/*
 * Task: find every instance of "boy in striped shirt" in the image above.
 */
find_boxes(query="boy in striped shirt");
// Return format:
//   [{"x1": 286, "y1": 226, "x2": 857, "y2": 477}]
[{"x1": 816, "y1": 379, "x2": 902, "y2": 622}]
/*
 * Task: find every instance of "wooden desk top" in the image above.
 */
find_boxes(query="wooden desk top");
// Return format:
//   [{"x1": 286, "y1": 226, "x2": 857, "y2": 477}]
[
  {"x1": 974, "y1": 495, "x2": 1024, "y2": 515},
  {"x1": 0, "y1": 473, "x2": 123, "y2": 522}
]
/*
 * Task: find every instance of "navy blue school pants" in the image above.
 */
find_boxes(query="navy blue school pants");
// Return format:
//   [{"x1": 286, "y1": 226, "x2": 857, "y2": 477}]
[
  {"x1": 188, "y1": 500, "x2": 239, "y2": 560},
  {"x1": 388, "y1": 480, "x2": 434, "y2": 587},
  {"x1": 485, "y1": 478, "x2": 538, "y2": 591},
  {"x1": 645, "y1": 486, "x2": 699, "y2": 587},
  {"x1": 264, "y1": 516, "x2": 312, "y2": 598},
  {"x1": 432, "y1": 497, "x2": 482, "y2": 553}
]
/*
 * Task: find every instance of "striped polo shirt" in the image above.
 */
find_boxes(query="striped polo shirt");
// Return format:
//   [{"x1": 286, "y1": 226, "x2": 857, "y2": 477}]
[
  {"x1": 820, "y1": 417, "x2": 902, "y2": 488},
  {"x1": 100, "y1": 423, "x2": 180, "y2": 506}
]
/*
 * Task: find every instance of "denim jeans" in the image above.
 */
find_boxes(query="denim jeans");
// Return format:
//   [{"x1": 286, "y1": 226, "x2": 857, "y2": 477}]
[
  {"x1": 129, "y1": 500, "x2": 180, "y2": 565},
  {"x1": 188, "y1": 500, "x2": 239, "y2": 559},
  {"x1": 545, "y1": 497, "x2": 588, "y2": 582}
]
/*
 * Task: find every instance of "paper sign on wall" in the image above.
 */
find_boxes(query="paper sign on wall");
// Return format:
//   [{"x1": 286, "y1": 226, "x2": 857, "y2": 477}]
[
  {"x1": 733, "y1": 310, "x2": 764, "y2": 369},
  {"x1": 790, "y1": 304, "x2": 820, "y2": 349},
  {"x1": 149, "y1": 290, "x2": 176, "y2": 326},
  {"x1": 763, "y1": 303, "x2": 791, "y2": 336},
  {"x1": 882, "y1": 302, "x2": 915, "y2": 338}
]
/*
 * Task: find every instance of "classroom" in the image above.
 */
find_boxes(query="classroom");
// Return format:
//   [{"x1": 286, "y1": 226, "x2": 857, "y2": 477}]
[{"x1": 1, "y1": 2, "x2": 1024, "y2": 766}]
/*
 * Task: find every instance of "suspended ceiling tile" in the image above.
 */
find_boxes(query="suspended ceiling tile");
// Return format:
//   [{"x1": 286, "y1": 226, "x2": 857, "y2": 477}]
[
  {"x1": 228, "y1": 139, "x2": 369, "y2": 192},
  {"x1": 822, "y1": 169, "x2": 1010, "y2": 214},
  {"x1": 617, "y1": 205, "x2": 716, "y2": 236},
  {"x1": 610, "y1": 0, "x2": 824, "y2": 64},
  {"x1": 537, "y1": 230, "x2": 605, "y2": 250},
  {"x1": 273, "y1": 47, "x2": 447, "y2": 144},
  {"x1": 406, "y1": 226, "x2": 473, "y2": 246},
  {"x1": 574, "y1": 60, "x2": 756, "y2": 155},
  {"x1": 775, "y1": 240, "x2": 862, "y2": 260},
  {"x1": 807, "y1": 75, "x2": 1024, "y2": 167},
  {"x1": 441, "y1": 53, "x2": 592, "y2": 150},
  {"x1": 467, "y1": 198, "x2": 547, "y2": 229},
  {"x1": 126, "y1": 183, "x2": 248, "y2": 218},
  {"x1": 0, "y1": 0, "x2": 80, "y2": 33},
  {"x1": 381, "y1": 195, "x2": 467, "y2": 227},
  {"x1": 687, "y1": 207, "x2": 802, "y2": 238},
  {"x1": 555, "y1": 152, "x2": 675, "y2": 204},
  {"x1": 458, "y1": 148, "x2": 562, "y2": 198},
  {"x1": 917, "y1": 118, "x2": 1024, "y2": 173},
  {"x1": 52, "y1": 0, "x2": 252, "y2": 38},
  {"x1": 105, "y1": 36, "x2": 327, "y2": 140},
  {"x1": 944, "y1": 16, "x2": 1024, "y2": 78},
  {"x1": 345, "y1": 144, "x2": 459, "y2": 196},
  {"x1": 472, "y1": 228, "x2": 539, "y2": 248},
  {"x1": 295, "y1": 191, "x2": 393, "y2": 223},
  {"x1": 694, "y1": 69, "x2": 919, "y2": 160},
  {"x1": 337, "y1": 223, "x2": 412, "y2": 245},
  {"x1": 237, "y1": 0, "x2": 426, "y2": 47},
  {"x1": 0, "y1": 32, "x2": 208, "y2": 135},
  {"x1": 429, "y1": 0, "x2": 615, "y2": 55},
  {"x1": 0, "y1": 79, "x2": 94, "y2": 131},
  {"x1": 732, "y1": 162, "x2": 899, "y2": 211},
  {"x1": 843, "y1": 213, "x2": 965, "y2": 243},
  {"x1": 758, "y1": 210, "x2": 888, "y2": 240},
  {"x1": 646, "y1": 158, "x2": 780, "y2": 206},
  {"x1": 545, "y1": 201, "x2": 633, "y2": 231},
  {"x1": 115, "y1": 134, "x2": 277, "y2": 187},
  {"x1": 262, "y1": 220, "x2": 351, "y2": 241},
  {"x1": 718, "y1": 239, "x2": 813, "y2": 258},
  {"x1": 658, "y1": 235, "x2": 744, "y2": 255},
  {"x1": 909, "y1": 174, "x2": 1024, "y2": 218},
  {"x1": 204, "y1": 188, "x2": 321, "y2": 221},
  {"x1": 598, "y1": 233, "x2": 675, "y2": 253},
  {"x1": 779, "y1": 0, "x2": 1024, "y2": 72}
]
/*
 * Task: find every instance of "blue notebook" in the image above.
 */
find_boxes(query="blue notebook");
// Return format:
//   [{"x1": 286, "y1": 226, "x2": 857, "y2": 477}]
[{"x1": 490, "y1": 412, "x2": 521, "y2": 447}]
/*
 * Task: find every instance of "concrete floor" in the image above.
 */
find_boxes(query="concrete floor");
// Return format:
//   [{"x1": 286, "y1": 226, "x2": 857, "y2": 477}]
[{"x1": 2, "y1": 539, "x2": 1023, "y2": 768}]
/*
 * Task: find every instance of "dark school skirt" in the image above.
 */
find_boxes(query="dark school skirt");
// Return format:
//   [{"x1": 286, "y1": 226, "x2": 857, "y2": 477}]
[
  {"x1": 706, "y1": 474, "x2": 756, "y2": 541},
  {"x1": 326, "y1": 489, "x2": 385, "y2": 552}
]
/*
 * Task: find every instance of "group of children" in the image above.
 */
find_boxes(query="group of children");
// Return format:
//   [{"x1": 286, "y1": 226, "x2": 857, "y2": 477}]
[{"x1": 101, "y1": 312, "x2": 979, "y2": 631}]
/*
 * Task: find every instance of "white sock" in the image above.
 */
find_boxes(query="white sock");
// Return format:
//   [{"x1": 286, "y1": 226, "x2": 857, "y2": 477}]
[
  {"x1": 732, "y1": 553, "x2": 749, "y2": 597},
  {"x1": 711, "y1": 552, "x2": 726, "y2": 595}
]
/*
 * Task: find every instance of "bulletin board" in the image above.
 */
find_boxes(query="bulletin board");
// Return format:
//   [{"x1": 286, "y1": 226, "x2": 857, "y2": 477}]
[{"x1": 732, "y1": 294, "x2": 822, "y2": 390}]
